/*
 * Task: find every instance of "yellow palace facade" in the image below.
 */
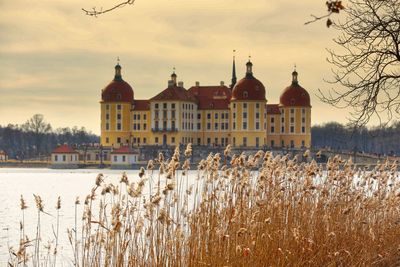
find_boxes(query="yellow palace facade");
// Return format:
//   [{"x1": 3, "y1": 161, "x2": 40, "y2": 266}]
[{"x1": 100, "y1": 58, "x2": 311, "y2": 149}]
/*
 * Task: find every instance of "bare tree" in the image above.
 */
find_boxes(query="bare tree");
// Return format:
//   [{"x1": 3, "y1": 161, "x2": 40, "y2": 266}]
[
  {"x1": 320, "y1": 0, "x2": 400, "y2": 127},
  {"x1": 82, "y1": 0, "x2": 135, "y2": 17},
  {"x1": 22, "y1": 114, "x2": 52, "y2": 156}
]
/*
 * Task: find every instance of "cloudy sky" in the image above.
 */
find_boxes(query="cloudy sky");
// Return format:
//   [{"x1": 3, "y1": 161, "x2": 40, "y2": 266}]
[{"x1": 0, "y1": 0, "x2": 357, "y2": 134}]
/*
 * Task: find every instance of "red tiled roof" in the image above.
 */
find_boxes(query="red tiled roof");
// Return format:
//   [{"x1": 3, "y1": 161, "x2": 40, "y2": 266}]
[
  {"x1": 52, "y1": 145, "x2": 78, "y2": 154},
  {"x1": 111, "y1": 146, "x2": 137, "y2": 154},
  {"x1": 133, "y1": 99, "x2": 150, "y2": 110},
  {"x1": 280, "y1": 82, "x2": 311, "y2": 107},
  {"x1": 101, "y1": 80, "x2": 134, "y2": 103},
  {"x1": 266, "y1": 104, "x2": 281, "y2": 115},
  {"x1": 188, "y1": 85, "x2": 231, "y2": 110},
  {"x1": 232, "y1": 77, "x2": 266, "y2": 101},
  {"x1": 280, "y1": 71, "x2": 311, "y2": 107},
  {"x1": 150, "y1": 86, "x2": 197, "y2": 102}
]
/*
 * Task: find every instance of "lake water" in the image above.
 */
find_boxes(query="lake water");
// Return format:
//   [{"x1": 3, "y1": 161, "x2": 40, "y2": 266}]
[{"x1": 0, "y1": 168, "x2": 183, "y2": 266}]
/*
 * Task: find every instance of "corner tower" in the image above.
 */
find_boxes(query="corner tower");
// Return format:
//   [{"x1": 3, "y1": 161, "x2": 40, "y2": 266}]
[
  {"x1": 278, "y1": 68, "x2": 311, "y2": 148},
  {"x1": 230, "y1": 59, "x2": 267, "y2": 147},
  {"x1": 100, "y1": 62, "x2": 134, "y2": 147}
]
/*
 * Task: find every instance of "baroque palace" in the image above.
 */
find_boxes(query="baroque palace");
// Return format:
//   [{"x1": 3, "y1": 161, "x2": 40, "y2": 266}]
[{"x1": 100, "y1": 57, "x2": 311, "y2": 149}]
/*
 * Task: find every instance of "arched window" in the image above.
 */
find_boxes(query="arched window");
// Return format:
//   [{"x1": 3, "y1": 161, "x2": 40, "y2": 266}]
[
  {"x1": 116, "y1": 93, "x2": 122, "y2": 100},
  {"x1": 243, "y1": 91, "x2": 248, "y2": 98}
]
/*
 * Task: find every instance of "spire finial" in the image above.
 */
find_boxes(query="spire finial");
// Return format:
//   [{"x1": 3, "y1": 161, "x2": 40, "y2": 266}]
[
  {"x1": 246, "y1": 54, "x2": 253, "y2": 77},
  {"x1": 292, "y1": 64, "x2": 298, "y2": 84},
  {"x1": 230, "y1": 50, "x2": 237, "y2": 89},
  {"x1": 248, "y1": 54, "x2": 252, "y2": 62},
  {"x1": 114, "y1": 57, "x2": 122, "y2": 81}
]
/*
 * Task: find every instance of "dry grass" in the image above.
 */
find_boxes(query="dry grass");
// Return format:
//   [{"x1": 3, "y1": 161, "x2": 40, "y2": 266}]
[{"x1": 8, "y1": 145, "x2": 400, "y2": 266}]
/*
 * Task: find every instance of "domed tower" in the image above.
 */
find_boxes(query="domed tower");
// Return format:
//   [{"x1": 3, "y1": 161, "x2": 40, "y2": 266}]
[
  {"x1": 279, "y1": 68, "x2": 311, "y2": 148},
  {"x1": 100, "y1": 62, "x2": 134, "y2": 147},
  {"x1": 230, "y1": 59, "x2": 267, "y2": 147}
]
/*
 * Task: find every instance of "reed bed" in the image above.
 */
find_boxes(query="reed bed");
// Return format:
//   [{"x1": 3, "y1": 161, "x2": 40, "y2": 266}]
[{"x1": 8, "y1": 145, "x2": 400, "y2": 266}]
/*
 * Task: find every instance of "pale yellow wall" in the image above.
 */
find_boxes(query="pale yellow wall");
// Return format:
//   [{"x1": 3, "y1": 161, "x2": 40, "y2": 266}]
[
  {"x1": 100, "y1": 102, "x2": 131, "y2": 147},
  {"x1": 230, "y1": 100, "x2": 267, "y2": 147},
  {"x1": 100, "y1": 98, "x2": 312, "y2": 149},
  {"x1": 278, "y1": 106, "x2": 311, "y2": 148}
]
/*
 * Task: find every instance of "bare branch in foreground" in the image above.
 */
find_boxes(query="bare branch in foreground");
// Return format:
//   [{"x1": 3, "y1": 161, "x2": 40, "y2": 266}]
[{"x1": 82, "y1": 0, "x2": 136, "y2": 17}]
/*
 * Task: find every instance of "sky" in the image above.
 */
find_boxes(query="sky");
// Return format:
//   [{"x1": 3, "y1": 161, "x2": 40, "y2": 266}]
[{"x1": 0, "y1": 0, "x2": 358, "y2": 134}]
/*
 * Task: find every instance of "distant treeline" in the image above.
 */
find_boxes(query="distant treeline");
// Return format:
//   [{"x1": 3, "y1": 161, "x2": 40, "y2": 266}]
[
  {"x1": 1, "y1": 114, "x2": 400, "y2": 159},
  {"x1": 311, "y1": 122, "x2": 400, "y2": 155},
  {"x1": 0, "y1": 114, "x2": 98, "y2": 159}
]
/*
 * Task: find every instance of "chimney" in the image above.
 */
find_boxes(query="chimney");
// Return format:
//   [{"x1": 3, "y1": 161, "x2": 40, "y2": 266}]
[
  {"x1": 178, "y1": 81, "x2": 184, "y2": 87},
  {"x1": 195, "y1": 81, "x2": 200, "y2": 86},
  {"x1": 220, "y1": 81, "x2": 225, "y2": 86}
]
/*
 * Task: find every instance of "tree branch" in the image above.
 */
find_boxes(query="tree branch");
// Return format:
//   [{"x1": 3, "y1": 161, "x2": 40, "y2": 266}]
[{"x1": 82, "y1": 0, "x2": 136, "y2": 17}]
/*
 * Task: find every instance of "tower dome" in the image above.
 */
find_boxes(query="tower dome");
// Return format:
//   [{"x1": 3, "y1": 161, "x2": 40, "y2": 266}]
[
  {"x1": 101, "y1": 63, "x2": 134, "y2": 103},
  {"x1": 231, "y1": 60, "x2": 266, "y2": 101},
  {"x1": 279, "y1": 69, "x2": 310, "y2": 107}
]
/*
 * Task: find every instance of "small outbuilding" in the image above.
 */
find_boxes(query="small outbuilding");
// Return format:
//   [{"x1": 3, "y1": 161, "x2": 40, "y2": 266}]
[
  {"x1": 111, "y1": 146, "x2": 139, "y2": 169},
  {"x1": 0, "y1": 150, "x2": 8, "y2": 161},
  {"x1": 51, "y1": 145, "x2": 80, "y2": 168}
]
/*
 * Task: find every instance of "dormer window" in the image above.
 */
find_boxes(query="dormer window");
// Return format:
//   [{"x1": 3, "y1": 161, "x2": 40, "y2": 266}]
[
  {"x1": 243, "y1": 91, "x2": 248, "y2": 98},
  {"x1": 116, "y1": 94, "x2": 121, "y2": 100}
]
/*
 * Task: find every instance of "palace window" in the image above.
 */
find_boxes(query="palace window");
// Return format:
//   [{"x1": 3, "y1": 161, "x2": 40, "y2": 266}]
[
  {"x1": 256, "y1": 122, "x2": 260, "y2": 130},
  {"x1": 243, "y1": 137, "x2": 247, "y2": 147},
  {"x1": 256, "y1": 113, "x2": 259, "y2": 119},
  {"x1": 155, "y1": 103, "x2": 159, "y2": 109},
  {"x1": 143, "y1": 123, "x2": 147, "y2": 130},
  {"x1": 143, "y1": 138, "x2": 147, "y2": 144},
  {"x1": 163, "y1": 103, "x2": 167, "y2": 109},
  {"x1": 271, "y1": 117, "x2": 274, "y2": 123},
  {"x1": 290, "y1": 117, "x2": 294, "y2": 123},
  {"x1": 171, "y1": 137, "x2": 175, "y2": 143},
  {"x1": 291, "y1": 140, "x2": 294, "y2": 148},
  {"x1": 197, "y1": 138, "x2": 201, "y2": 145},
  {"x1": 302, "y1": 126, "x2": 305, "y2": 133},
  {"x1": 106, "y1": 114, "x2": 110, "y2": 120},
  {"x1": 290, "y1": 126, "x2": 294, "y2": 133},
  {"x1": 281, "y1": 126, "x2": 285, "y2": 133},
  {"x1": 291, "y1": 109, "x2": 294, "y2": 114},
  {"x1": 138, "y1": 114, "x2": 141, "y2": 120},
  {"x1": 155, "y1": 137, "x2": 159, "y2": 144},
  {"x1": 117, "y1": 123, "x2": 122, "y2": 130},
  {"x1": 207, "y1": 113, "x2": 211, "y2": 119},
  {"x1": 197, "y1": 113, "x2": 201, "y2": 119},
  {"x1": 197, "y1": 123, "x2": 201, "y2": 130},
  {"x1": 207, "y1": 123, "x2": 211, "y2": 130},
  {"x1": 117, "y1": 137, "x2": 121, "y2": 143},
  {"x1": 271, "y1": 126, "x2": 275, "y2": 133},
  {"x1": 243, "y1": 122, "x2": 247, "y2": 130},
  {"x1": 215, "y1": 113, "x2": 218, "y2": 119},
  {"x1": 144, "y1": 114, "x2": 147, "y2": 120},
  {"x1": 117, "y1": 114, "x2": 121, "y2": 120},
  {"x1": 243, "y1": 112, "x2": 247, "y2": 119},
  {"x1": 271, "y1": 140, "x2": 275, "y2": 147},
  {"x1": 207, "y1": 138, "x2": 211, "y2": 145},
  {"x1": 256, "y1": 103, "x2": 260, "y2": 109},
  {"x1": 302, "y1": 117, "x2": 305, "y2": 123},
  {"x1": 106, "y1": 104, "x2": 110, "y2": 110},
  {"x1": 172, "y1": 103, "x2": 175, "y2": 109},
  {"x1": 233, "y1": 122, "x2": 236, "y2": 130},
  {"x1": 243, "y1": 103, "x2": 247, "y2": 109},
  {"x1": 117, "y1": 105, "x2": 121, "y2": 110},
  {"x1": 215, "y1": 123, "x2": 218, "y2": 130},
  {"x1": 106, "y1": 123, "x2": 110, "y2": 130}
]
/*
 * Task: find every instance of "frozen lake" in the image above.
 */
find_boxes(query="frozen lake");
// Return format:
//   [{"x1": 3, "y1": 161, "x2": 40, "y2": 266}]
[{"x1": 0, "y1": 168, "x2": 188, "y2": 266}]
